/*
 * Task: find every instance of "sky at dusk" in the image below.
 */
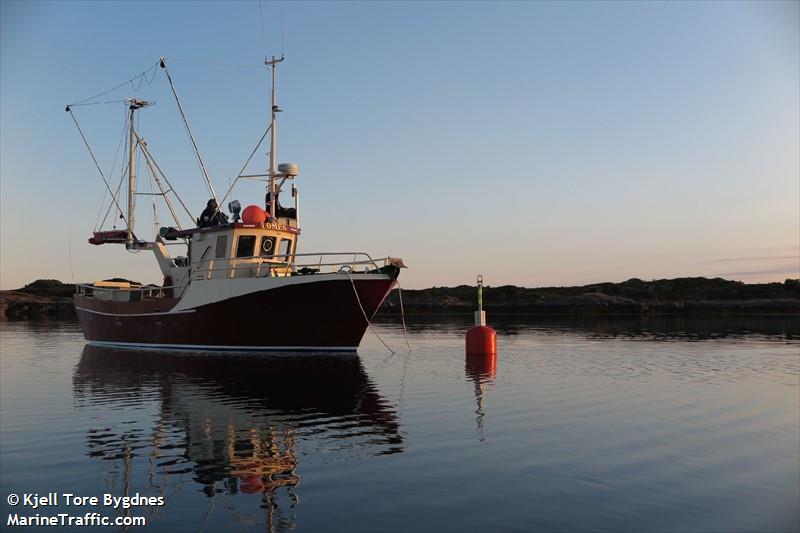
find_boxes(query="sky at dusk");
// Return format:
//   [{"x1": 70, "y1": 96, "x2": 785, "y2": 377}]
[{"x1": 1, "y1": 0, "x2": 798, "y2": 290}]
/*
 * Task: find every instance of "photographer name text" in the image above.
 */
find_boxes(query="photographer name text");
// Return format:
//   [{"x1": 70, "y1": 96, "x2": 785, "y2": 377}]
[{"x1": 8, "y1": 492, "x2": 164, "y2": 510}]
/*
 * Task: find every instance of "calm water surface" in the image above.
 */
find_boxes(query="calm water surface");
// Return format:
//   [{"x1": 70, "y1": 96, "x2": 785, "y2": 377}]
[{"x1": 1, "y1": 318, "x2": 798, "y2": 532}]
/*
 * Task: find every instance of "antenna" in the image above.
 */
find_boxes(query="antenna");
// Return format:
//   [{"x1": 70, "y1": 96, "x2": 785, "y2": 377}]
[
  {"x1": 258, "y1": 1, "x2": 268, "y2": 54},
  {"x1": 265, "y1": 55, "x2": 285, "y2": 219},
  {"x1": 281, "y1": 5, "x2": 286, "y2": 58}
]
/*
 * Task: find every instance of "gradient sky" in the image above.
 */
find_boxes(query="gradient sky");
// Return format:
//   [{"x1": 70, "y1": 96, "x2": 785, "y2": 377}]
[{"x1": 1, "y1": 0, "x2": 798, "y2": 290}]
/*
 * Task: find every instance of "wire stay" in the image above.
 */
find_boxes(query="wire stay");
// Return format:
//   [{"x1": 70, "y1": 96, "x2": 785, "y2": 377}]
[
  {"x1": 67, "y1": 107, "x2": 130, "y2": 230},
  {"x1": 160, "y1": 57, "x2": 218, "y2": 203}
]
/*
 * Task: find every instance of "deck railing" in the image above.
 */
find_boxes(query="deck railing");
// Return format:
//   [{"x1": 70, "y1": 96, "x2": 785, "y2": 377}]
[
  {"x1": 192, "y1": 252, "x2": 385, "y2": 280},
  {"x1": 76, "y1": 252, "x2": 392, "y2": 297},
  {"x1": 75, "y1": 283, "x2": 183, "y2": 300}
]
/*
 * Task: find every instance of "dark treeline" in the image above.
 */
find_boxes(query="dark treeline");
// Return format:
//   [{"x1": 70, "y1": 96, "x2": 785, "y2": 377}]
[{"x1": 380, "y1": 277, "x2": 800, "y2": 316}]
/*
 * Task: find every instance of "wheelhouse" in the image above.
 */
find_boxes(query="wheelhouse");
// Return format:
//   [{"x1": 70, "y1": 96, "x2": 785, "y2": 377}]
[
  {"x1": 192, "y1": 222, "x2": 299, "y2": 279},
  {"x1": 156, "y1": 217, "x2": 301, "y2": 283}
]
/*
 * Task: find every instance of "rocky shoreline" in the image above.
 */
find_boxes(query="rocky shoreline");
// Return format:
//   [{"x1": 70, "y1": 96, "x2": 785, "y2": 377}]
[{"x1": 1, "y1": 277, "x2": 798, "y2": 321}]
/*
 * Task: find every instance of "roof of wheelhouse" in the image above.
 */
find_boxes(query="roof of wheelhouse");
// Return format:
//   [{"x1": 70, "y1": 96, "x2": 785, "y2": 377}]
[{"x1": 162, "y1": 222, "x2": 300, "y2": 240}]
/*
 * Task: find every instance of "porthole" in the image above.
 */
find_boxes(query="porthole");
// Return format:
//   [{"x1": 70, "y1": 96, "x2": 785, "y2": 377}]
[{"x1": 261, "y1": 236, "x2": 276, "y2": 255}]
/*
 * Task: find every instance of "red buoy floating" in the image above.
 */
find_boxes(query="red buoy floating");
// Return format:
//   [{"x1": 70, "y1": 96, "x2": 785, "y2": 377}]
[
  {"x1": 466, "y1": 275, "x2": 497, "y2": 356},
  {"x1": 241, "y1": 205, "x2": 268, "y2": 225},
  {"x1": 466, "y1": 352, "x2": 497, "y2": 377}
]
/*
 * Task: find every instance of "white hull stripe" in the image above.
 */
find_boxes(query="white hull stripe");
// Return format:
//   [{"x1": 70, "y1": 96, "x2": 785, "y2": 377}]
[
  {"x1": 173, "y1": 273, "x2": 391, "y2": 312},
  {"x1": 87, "y1": 340, "x2": 358, "y2": 353},
  {"x1": 75, "y1": 306, "x2": 196, "y2": 317}
]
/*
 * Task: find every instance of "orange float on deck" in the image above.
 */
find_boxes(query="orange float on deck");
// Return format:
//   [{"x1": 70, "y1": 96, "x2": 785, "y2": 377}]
[
  {"x1": 466, "y1": 275, "x2": 497, "y2": 356},
  {"x1": 242, "y1": 205, "x2": 268, "y2": 224}
]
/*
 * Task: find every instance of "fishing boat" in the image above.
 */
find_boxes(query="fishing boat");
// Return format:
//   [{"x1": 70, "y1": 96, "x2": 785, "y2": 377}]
[{"x1": 69, "y1": 56, "x2": 405, "y2": 351}]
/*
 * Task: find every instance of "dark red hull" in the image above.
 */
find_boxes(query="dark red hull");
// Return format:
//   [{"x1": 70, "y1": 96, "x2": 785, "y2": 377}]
[{"x1": 74, "y1": 276, "x2": 396, "y2": 351}]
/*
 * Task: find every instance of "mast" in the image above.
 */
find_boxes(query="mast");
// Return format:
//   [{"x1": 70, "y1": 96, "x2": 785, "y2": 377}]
[
  {"x1": 127, "y1": 104, "x2": 136, "y2": 248},
  {"x1": 265, "y1": 55, "x2": 284, "y2": 218},
  {"x1": 126, "y1": 98, "x2": 153, "y2": 249}
]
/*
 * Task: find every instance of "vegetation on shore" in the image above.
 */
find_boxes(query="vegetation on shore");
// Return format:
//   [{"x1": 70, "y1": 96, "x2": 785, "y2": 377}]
[
  {"x1": 1, "y1": 277, "x2": 798, "y2": 320},
  {"x1": 0, "y1": 280, "x2": 76, "y2": 320},
  {"x1": 379, "y1": 277, "x2": 800, "y2": 316}
]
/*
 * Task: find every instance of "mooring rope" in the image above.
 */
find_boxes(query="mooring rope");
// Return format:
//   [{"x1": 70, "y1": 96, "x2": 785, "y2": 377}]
[
  {"x1": 396, "y1": 283, "x2": 412, "y2": 352},
  {"x1": 346, "y1": 273, "x2": 394, "y2": 354}
]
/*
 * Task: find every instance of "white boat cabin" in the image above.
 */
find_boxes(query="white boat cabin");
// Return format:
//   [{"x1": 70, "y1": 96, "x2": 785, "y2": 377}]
[{"x1": 154, "y1": 216, "x2": 300, "y2": 288}]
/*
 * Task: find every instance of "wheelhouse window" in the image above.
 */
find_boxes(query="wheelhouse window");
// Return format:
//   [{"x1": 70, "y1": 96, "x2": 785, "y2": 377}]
[
  {"x1": 215, "y1": 235, "x2": 228, "y2": 258},
  {"x1": 260, "y1": 236, "x2": 276, "y2": 256},
  {"x1": 236, "y1": 235, "x2": 256, "y2": 258},
  {"x1": 278, "y1": 238, "x2": 292, "y2": 261}
]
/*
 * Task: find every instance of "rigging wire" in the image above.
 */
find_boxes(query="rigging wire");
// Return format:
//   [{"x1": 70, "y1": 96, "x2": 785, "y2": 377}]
[
  {"x1": 93, "y1": 108, "x2": 129, "y2": 231},
  {"x1": 131, "y1": 111, "x2": 159, "y2": 236},
  {"x1": 161, "y1": 57, "x2": 263, "y2": 69},
  {"x1": 258, "y1": 1, "x2": 268, "y2": 54},
  {"x1": 135, "y1": 111, "x2": 143, "y2": 222},
  {"x1": 67, "y1": 62, "x2": 159, "y2": 107},
  {"x1": 146, "y1": 152, "x2": 160, "y2": 236},
  {"x1": 134, "y1": 131, "x2": 196, "y2": 224},
  {"x1": 70, "y1": 56, "x2": 271, "y2": 232},
  {"x1": 135, "y1": 131, "x2": 185, "y2": 230},
  {"x1": 67, "y1": 107, "x2": 130, "y2": 229},
  {"x1": 132, "y1": 63, "x2": 158, "y2": 93},
  {"x1": 99, "y1": 166, "x2": 128, "y2": 231},
  {"x1": 67, "y1": 99, "x2": 128, "y2": 108},
  {"x1": 159, "y1": 57, "x2": 218, "y2": 203},
  {"x1": 104, "y1": 103, "x2": 132, "y2": 229},
  {"x1": 217, "y1": 125, "x2": 271, "y2": 209}
]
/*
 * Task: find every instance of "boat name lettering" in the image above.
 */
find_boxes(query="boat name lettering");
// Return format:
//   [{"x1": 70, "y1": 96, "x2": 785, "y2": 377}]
[{"x1": 264, "y1": 222, "x2": 288, "y2": 231}]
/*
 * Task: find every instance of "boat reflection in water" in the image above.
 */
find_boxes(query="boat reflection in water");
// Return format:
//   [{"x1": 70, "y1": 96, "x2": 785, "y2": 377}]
[{"x1": 73, "y1": 346, "x2": 403, "y2": 529}]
